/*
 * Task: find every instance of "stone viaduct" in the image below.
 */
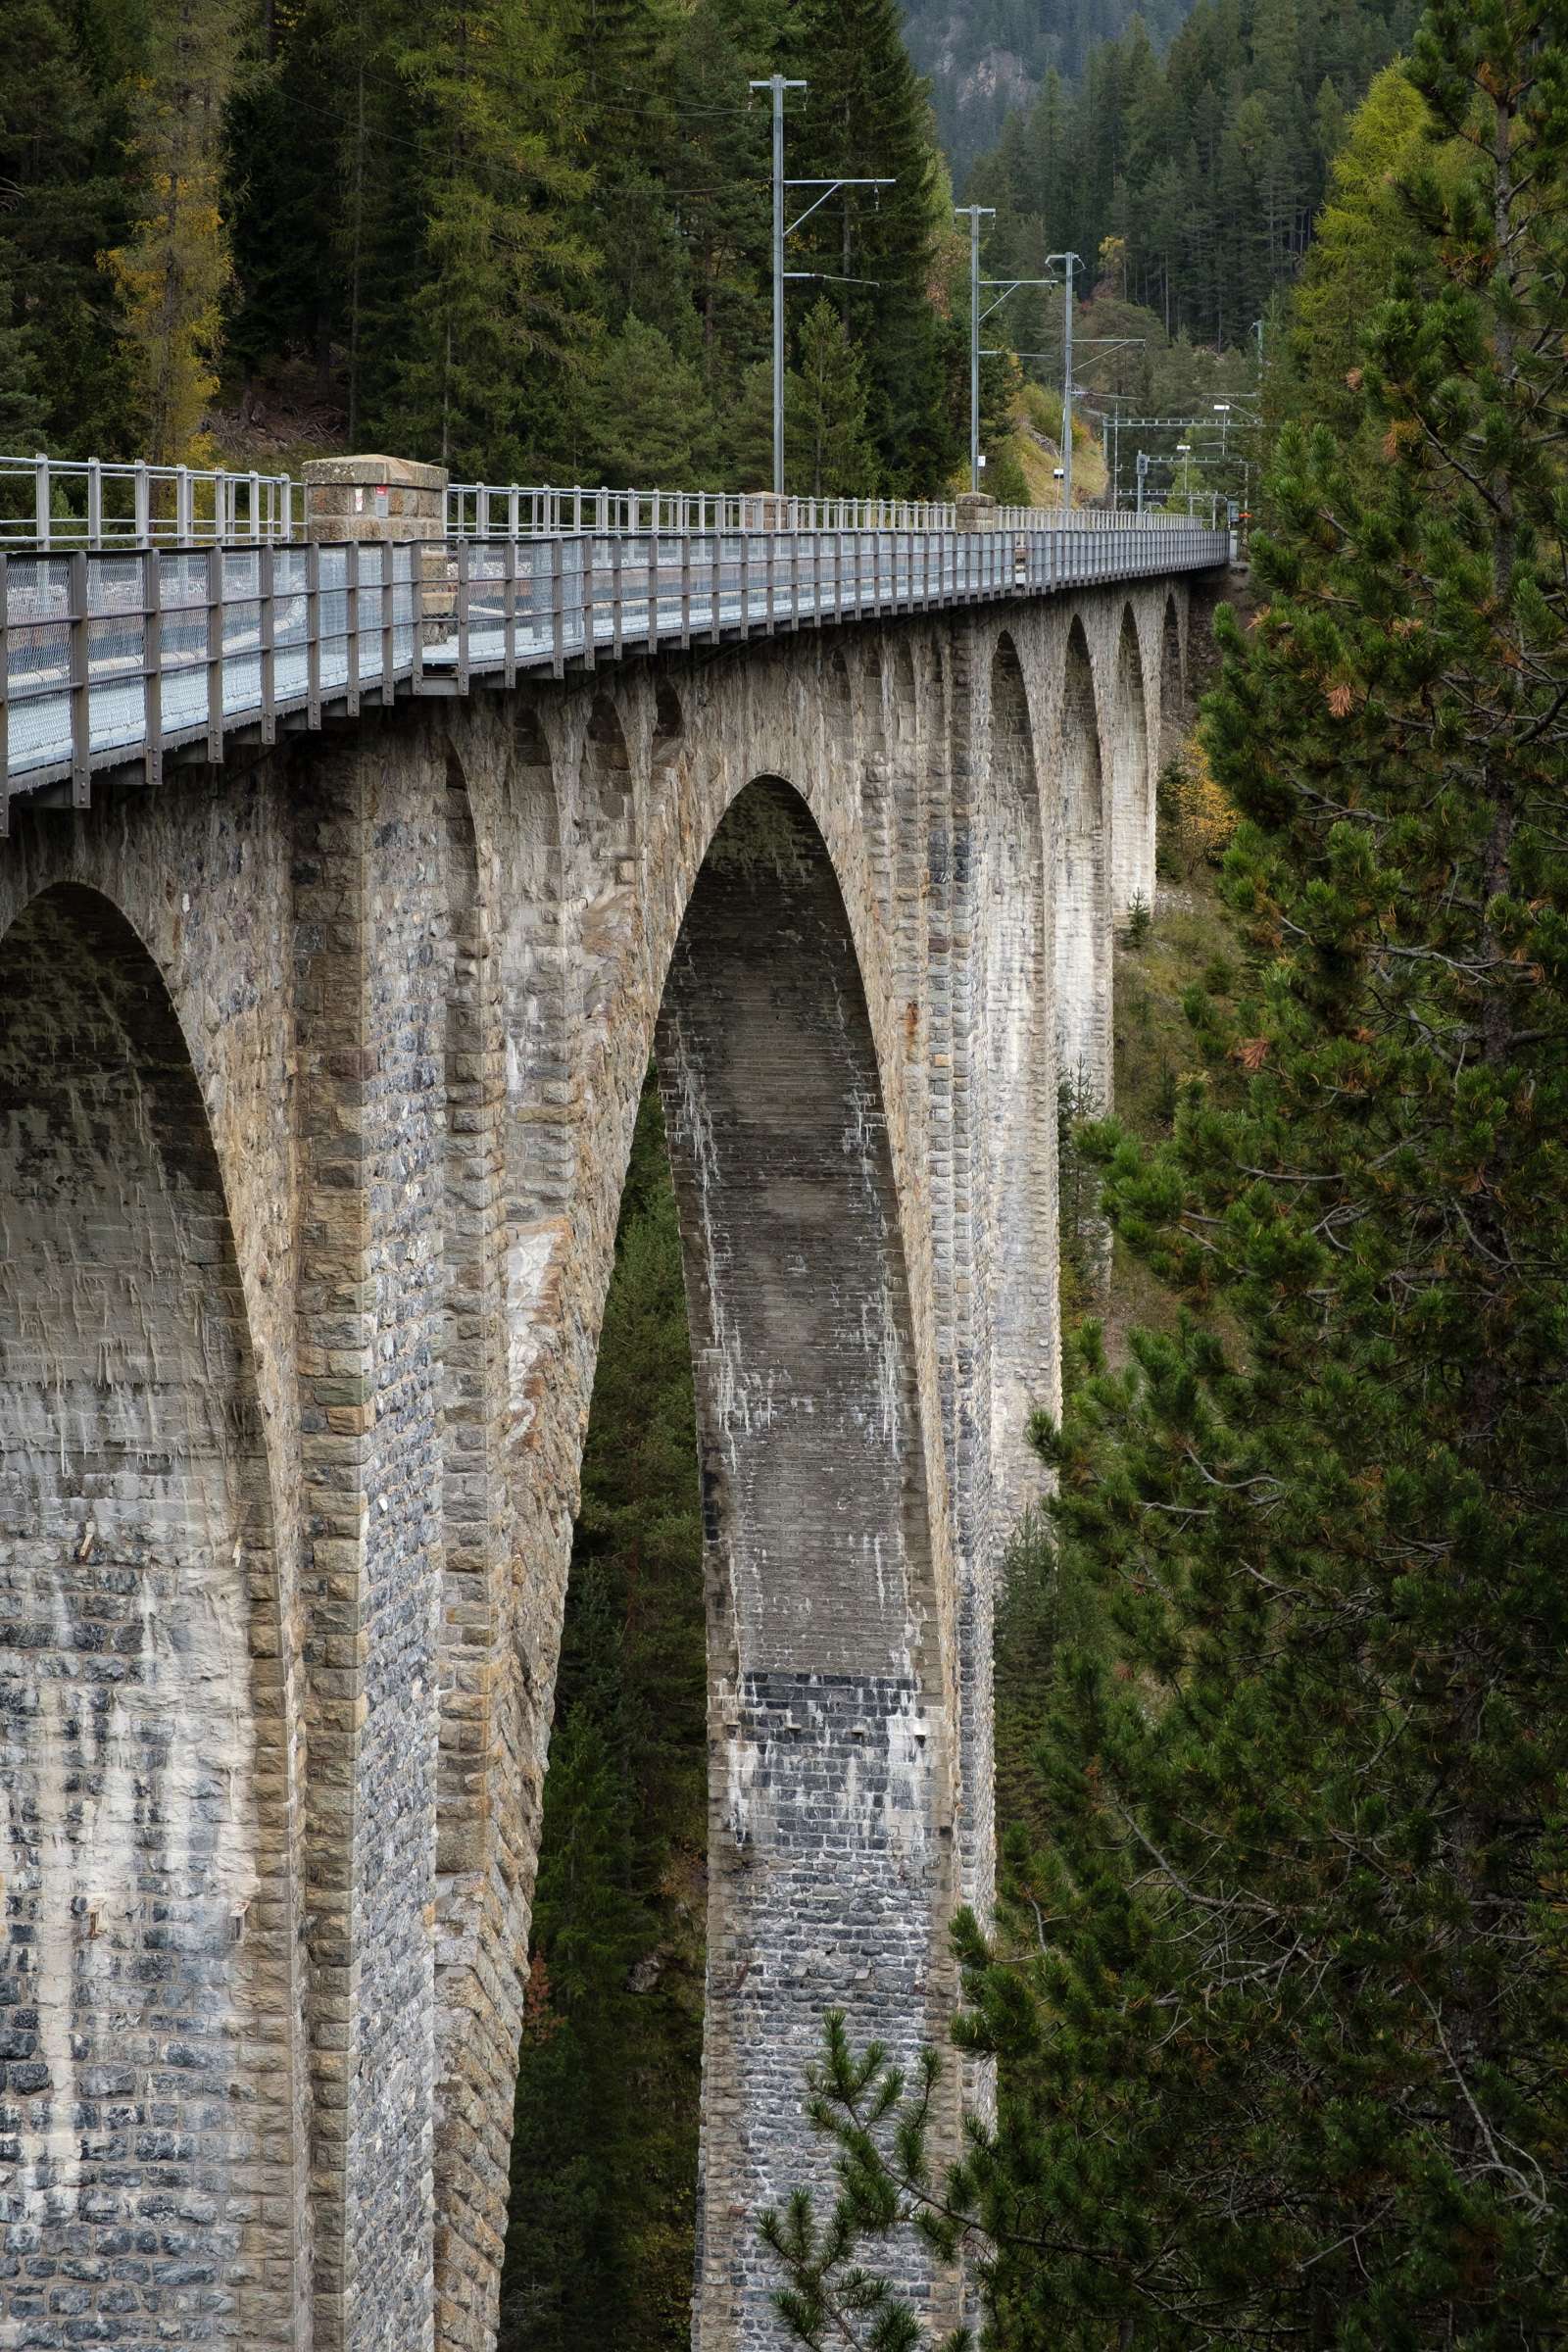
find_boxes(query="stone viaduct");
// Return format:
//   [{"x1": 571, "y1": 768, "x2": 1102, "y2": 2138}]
[{"x1": 0, "y1": 472, "x2": 1203, "y2": 2352}]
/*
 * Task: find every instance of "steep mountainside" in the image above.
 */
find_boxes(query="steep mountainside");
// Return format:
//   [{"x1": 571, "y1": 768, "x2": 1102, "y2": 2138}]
[{"x1": 902, "y1": 0, "x2": 1197, "y2": 176}]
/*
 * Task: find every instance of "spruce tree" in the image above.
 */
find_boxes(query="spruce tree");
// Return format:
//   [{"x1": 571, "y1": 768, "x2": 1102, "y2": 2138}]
[
  {"x1": 790, "y1": 297, "x2": 879, "y2": 497},
  {"x1": 766, "y1": 6, "x2": 1568, "y2": 2342},
  {"x1": 108, "y1": 0, "x2": 244, "y2": 462},
  {"x1": 389, "y1": 0, "x2": 592, "y2": 475}
]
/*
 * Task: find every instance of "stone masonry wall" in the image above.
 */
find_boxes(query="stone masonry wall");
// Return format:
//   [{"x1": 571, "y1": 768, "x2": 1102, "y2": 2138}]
[{"x1": 0, "y1": 575, "x2": 1189, "y2": 2352}]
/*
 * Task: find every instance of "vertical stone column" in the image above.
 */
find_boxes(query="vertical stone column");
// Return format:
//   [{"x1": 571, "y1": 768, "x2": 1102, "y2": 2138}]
[{"x1": 293, "y1": 716, "x2": 448, "y2": 2352}]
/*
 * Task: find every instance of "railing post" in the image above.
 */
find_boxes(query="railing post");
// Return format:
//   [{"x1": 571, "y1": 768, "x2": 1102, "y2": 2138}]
[
  {"x1": 86, "y1": 459, "x2": 102, "y2": 551},
  {"x1": 135, "y1": 464, "x2": 151, "y2": 548},
  {"x1": 306, "y1": 539, "x2": 322, "y2": 726},
  {"x1": 378, "y1": 542, "x2": 396, "y2": 704},
  {"x1": 456, "y1": 537, "x2": 472, "y2": 693},
  {"x1": 679, "y1": 531, "x2": 692, "y2": 650},
  {"x1": 177, "y1": 465, "x2": 192, "y2": 545},
  {"x1": 581, "y1": 535, "x2": 597, "y2": 667},
  {"x1": 550, "y1": 535, "x2": 564, "y2": 678},
  {"x1": 35, "y1": 453, "x2": 50, "y2": 551},
  {"x1": 0, "y1": 552, "x2": 9, "y2": 836},
  {"x1": 411, "y1": 540, "x2": 426, "y2": 693},
  {"x1": 144, "y1": 548, "x2": 165, "y2": 783},
  {"x1": 345, "y1": 537, "x2": 362, "y2": 715},
  {"x1": 257, "y1": 542, "x2": 274, "y2": 744},
  {"x1": 69, "y1": 549, "x2": 91, "y2": 805},
  {"x1": 504, "y1": 536, "x2": 519, "y2": 684},
  {"x1": 206, "y1": 543, "x2": 225, "y2": 761}
]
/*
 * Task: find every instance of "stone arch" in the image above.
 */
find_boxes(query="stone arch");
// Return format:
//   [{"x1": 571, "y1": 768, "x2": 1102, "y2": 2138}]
[
  {"x1": 1109, "y1": 605, "x2": 1152, "y2": 916},
  {"x1": 1054, "y1": 617, "x2": 1112, "y2": 1110},
  {"x1": 652, "y1": 675, "x2": 684, "y2": 766},
  {"x1": 0, "y1": 882, "x2": 301, "y2": 2349},
  {"x1": 652, "y1": 775, "x2": 958, "y2": 2348},
  {"x1": 986, "y1": 634, "x2": 1058, "y2": 1514}
]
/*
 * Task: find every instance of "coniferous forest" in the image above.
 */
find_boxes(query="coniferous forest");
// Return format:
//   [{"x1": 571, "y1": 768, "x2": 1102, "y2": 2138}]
[
  {"x1": 9, "y1": 0, "x2": 1568, "y2": 2345},
  {"x1": 4, "y1": 0, "x2": 1415, "y2": 497}
]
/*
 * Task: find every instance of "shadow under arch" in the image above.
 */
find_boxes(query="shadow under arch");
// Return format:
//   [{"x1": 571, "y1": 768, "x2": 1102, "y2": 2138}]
[
  {"x1": 986, "y1": 633, "x2": 1058, "y2": 1515},
  {"x1": 1055, "y1": 616, "x2": 1112, "y2": 1109},
  {"x1": 659, "y1": 773, "x2": 955, "y2": 2344},
  {"x1": 0, "y1": 882, "x2": 301, "y2": 2348},
  {"x1": 1109, "y1": 604, "x2": 1152, "y2": 916},
  {"x1": 505, "y1": 772, "x2": 956, "y2": 2347},
  {"x1": 652, "y1": 675, "x2": 684, "y2": 764}
]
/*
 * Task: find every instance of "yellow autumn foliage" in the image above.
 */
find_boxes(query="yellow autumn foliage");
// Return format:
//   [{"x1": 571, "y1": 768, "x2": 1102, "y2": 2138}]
[
  {"x1": 1160, "y1": 733, "x2": 1238, "y2": 871},
  {"x1": 106, "y1": 1, "x2": 241, "y2": 464}
]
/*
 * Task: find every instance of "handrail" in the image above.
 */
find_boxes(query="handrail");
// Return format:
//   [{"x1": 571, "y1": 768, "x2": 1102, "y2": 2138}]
[
  {"x1": 0, "y1": 453, "x2": 1216, "y2": 551},
  {"x1": 442, "y1": 480, "x2": 1195, "y2": 538},
  {"x1": 0, "y1": 517, "x2": 1232, "y2": 827},
  {"x1": 0, "y1": 454, "x2": 298, "y2": 549}
]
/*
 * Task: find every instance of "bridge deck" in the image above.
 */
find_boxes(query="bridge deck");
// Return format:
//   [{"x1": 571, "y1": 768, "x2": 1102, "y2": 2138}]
[{"x1": 0, "y1": 515, "x2": 1226, "y2": 826}]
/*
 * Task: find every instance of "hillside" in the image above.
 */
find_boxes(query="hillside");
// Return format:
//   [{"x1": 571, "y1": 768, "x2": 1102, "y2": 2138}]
[{"x1": 903, "y1": 0, "x2": 1197, "y2": 176}]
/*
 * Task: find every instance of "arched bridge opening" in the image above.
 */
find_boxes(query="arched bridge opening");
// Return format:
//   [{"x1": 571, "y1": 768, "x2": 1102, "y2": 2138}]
[
  {"x1": 498, "y1": 772, "x2": 958, "y2": 2350},
  {"x1": 0, "y1": 884, "x2": 301, "y2": 2350}
]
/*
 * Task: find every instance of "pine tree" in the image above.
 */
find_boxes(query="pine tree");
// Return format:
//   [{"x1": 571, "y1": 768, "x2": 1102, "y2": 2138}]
[
  {"x1": 586, "y1": 313, "x2": 714, "y2": 486},
  {"x1": 389, "y1": 0, "x2": 593, "y2": 475},
  {"x1": 0, "y1": 265, "x2": 47, "y2": 451},
  {"x1": 767, "y1": 7, "x2": 1568, "y2": 2341},
  {"x1": 109, "y1": 0, "x2": 244, "y2": 462},
  {"x1": 223, "y1": 0, "x2": 355, "y2": 410}
]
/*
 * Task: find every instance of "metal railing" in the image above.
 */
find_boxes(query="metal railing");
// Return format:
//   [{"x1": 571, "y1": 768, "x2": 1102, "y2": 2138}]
[
  {"x1": 0, "y1": 454, "x2": 299, "y2": 550},
  {"x1": 0, "y1": 515, "x2": 1229, "y2": 826},
  {"x1": 444, "y1": 480, "x2": 1192, "y2": 539},
  {"x1": 0, "y1": 451, "x2": 1211, "y2": 552}
]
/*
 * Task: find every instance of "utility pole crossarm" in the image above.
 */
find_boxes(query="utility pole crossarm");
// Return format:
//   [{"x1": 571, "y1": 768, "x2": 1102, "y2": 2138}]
[
  {"x1": 784, "y1": 178, "x2": 894, "y2": 241},
  {"x1": 978, "y1": 276, "x2": 1057, "y2": 326}
]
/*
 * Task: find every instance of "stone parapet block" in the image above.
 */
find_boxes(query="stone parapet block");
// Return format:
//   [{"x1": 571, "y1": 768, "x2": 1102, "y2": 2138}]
[
  {"x1": 305, "y1": 455, "x2": 449, "y2": 543},
  {"x1": 955, "y1": 491, "x2": 997, "y2": 530}
]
